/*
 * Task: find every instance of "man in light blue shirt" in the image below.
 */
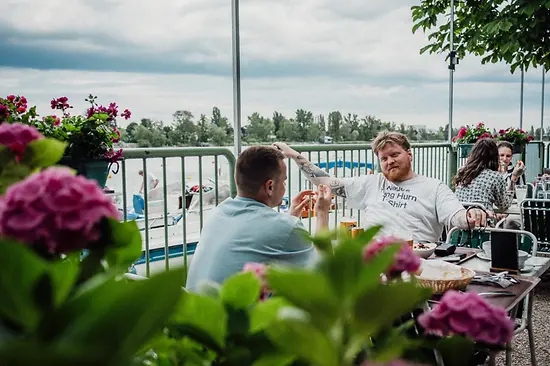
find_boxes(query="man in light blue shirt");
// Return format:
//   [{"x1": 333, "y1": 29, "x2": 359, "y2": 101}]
[{"x1": 186, "y1": 146, "x2": 331, "y2": 292}]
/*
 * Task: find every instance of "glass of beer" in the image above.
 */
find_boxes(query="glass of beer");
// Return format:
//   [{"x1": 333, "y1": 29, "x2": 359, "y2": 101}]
[
  {"x1": 351, "y1": 227, "x2": 364, "y2": 238},
  {"x1": 340, "y1": 217, "x2": 358, "y2": 232}
]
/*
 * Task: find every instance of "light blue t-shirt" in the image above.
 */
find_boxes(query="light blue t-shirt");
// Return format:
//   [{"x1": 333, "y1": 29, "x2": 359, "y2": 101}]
[{"x1": 186, "y1": 196, "x2": 316, "y2": 292}]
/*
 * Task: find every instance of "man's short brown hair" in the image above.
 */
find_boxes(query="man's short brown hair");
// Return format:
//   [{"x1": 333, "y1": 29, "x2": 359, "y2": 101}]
[
  {"x1": 236, "y1": 146, "x2": 285, "y2": 195},
  {"x1": 372, "y1": 131, "x2": 411, "y2": 154}
]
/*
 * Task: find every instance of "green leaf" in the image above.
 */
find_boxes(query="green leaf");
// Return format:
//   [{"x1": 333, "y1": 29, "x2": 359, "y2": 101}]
[
  {"x1": 23, "y1": 138, "x2": 66, "y2": 168},
  {"x1": 266, "y1": 268, "x2": 340, "y2": 329},
  {"x1": 47, "y1": 269, "x2": 185, "y2": 365},
  {"x1": 252, "y1": 354, "x2": 296, "y2": 366},
  {"x1": 0, "y1": 240, "x2": 78, "y2": 331},
  {"x1": 306, "y1": 228, "x2": 334, "y2": 253},
  {"x1": 220, "y1": 271, "x2": 261, "y2": 309},
  {"x1": 0, "y1": 163, "x2": 33, "y2": 194},
  {"x1": 354, "y1": 282, "x2": 431, "y2": 336},
  {"x1": 104, "y1": 219, "x2": 142, "y2": 269},
  {"x1": 266, "y1": 316, "x2": 339, "y2": 366},
  {"x1": 250, "y1": 297, "x2": 291, "y2": 334},
  {"x1": 436, "y1": 336, "x2": 475, "y2": 366},
  {"x1": 169, "y1": 291, "x2": 227, "y2": 349}
]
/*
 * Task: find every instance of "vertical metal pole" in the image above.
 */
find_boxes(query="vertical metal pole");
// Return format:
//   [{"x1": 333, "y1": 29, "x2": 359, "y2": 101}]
[
  {"x1": 231, "y1": 0, "x2": 242, "y2": 156},
  {"x1": 448, "y1": 0, "x2": 455, "y2": 142},
  {"x1": 520, "y1": 69, "x2": 525, "y2": 129},
  {"x1": 447, "y1": 0, "x2": 456, "y2": 186},
  {"x1": 541, "y1": 69, "x2": 546, "y2": 141}
]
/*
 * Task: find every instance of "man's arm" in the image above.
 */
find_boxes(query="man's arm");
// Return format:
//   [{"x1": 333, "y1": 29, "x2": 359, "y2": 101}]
[{"x1": 274, "y1": 143, "x2": 347, "y2": 198}]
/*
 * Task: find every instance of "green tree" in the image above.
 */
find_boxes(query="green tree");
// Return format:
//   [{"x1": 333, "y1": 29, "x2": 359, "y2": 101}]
[
  {"x1": 133, "y1": 125, "x2": 168, "y2": 147},
  {"x1": 197, "y1": 114, "x2": 211, "y2": 144},
  {"x1": 210, "y1": 125, "x2": 228, "y2": 146},
  {"x1": 211, "y1": 106, "x2": 232, "y2": 142},
  {"x1": 277, "y1": 118, "x2": 298, "y2": 141},
  {"x1": 172, "y1": 110, "x2": 196, "y2": 145},
  {"x1": 295, "y1": 109, "x2": 314, "y2": 141},
  {"x1": 328, "y1": 111, "x2": 342, "y2": 141},
  {"x1": 273, "y1": 112, "x2": 285, "y2": 136},
  {"x1": 317, "y1": 114, "x2": 326, "y2": 135},
  {"x1": 124, "y1": 122, "x2": 138, "y2": 143},
  {"x1": 246, "y1": 112, "x2": 274, "y2": 142},
  {"x1": 411, "y1": 0, "x2": 550, "y2": 73}
]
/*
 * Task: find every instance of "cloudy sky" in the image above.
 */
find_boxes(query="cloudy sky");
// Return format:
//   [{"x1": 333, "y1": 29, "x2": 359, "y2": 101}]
[{"x1": 0, "y1": 0, "x2": 548, "y2": 131}]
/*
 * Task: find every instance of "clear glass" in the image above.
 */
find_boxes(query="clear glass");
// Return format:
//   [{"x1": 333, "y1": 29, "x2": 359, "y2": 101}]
[{"x1": 516, "y1": 184, "x2": 528, "y2": 203}]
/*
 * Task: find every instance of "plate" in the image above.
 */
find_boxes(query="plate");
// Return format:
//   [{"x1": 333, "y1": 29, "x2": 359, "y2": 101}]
[
  {"x1": 520, "y1": 265, "x2": 535, "y2": 273},
  {"x1": 476, "y1": 252, "x2": 491, "y2": 261}
]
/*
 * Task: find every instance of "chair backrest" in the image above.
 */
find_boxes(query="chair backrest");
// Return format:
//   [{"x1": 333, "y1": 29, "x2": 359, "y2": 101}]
[
  {"x1": 447, "y1": 228, "x2": 490, "y2": 249},
  {"x1": 521, "y1": 199, "x2": 550, "y2": 253},
  {"x1": 446, "y1": 227, "x2": 539, "y2": 255}
]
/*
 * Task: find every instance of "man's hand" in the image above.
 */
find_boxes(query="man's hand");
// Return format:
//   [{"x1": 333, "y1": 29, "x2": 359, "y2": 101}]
[
  {"x1": 466, "y1": 208, "x2": 487, "y2": 228},
  {"x1": 315, "y1": 184, "x2": 332, "y2": 213},
  {"x1": 273, "y1": 142, "x2": 297, "y2": 158},
  {"x1": 289, "y1": 190, "x2": 315, "y2": 217}
]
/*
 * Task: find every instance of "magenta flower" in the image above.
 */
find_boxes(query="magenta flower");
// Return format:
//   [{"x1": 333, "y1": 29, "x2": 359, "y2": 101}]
[
  {"x1": 0, "y1": 122, "x2": 43, "y2": 160},
  {"x1": 0, "y1": 104, "x2": 9, "y2": 119},
  {"x1": 50, "y1": 96, "x2": 72, "y2": 112},
  {"x1": 121, "y1": 108, "x2": 131, "y2": 120},
  {"x1": 0, "y1": 167, "x2": 119, "y2": 254},
  {"x1": 243, "y1": 262, "x2": 270, "y2": 300},
  {"x1": 418, "y1": 290, "x2": 514, "y2": 345},
  {"x1": 457, "y1": 127, "x2": 467, "y2": 139},
  {"x1": 363, "y1": 235, "x2": 420, "y2": 276}
]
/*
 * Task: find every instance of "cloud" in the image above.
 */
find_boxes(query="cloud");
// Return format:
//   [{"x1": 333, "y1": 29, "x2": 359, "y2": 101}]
[{"x1": 0, "y1": 0, "x2": 548, "y2": 131}]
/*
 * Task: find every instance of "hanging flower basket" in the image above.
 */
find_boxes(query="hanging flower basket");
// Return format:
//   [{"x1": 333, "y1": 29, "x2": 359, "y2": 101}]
[
  {"x1": 453, "y1": 123, "x2": 492, "y2": 158},
  {"x1": 59, "y1": 157, "x2": 116, "y2": 188}
]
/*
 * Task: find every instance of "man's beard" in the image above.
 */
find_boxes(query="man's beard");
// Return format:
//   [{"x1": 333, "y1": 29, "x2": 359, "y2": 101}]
[{"x1": 383, "y1": 162, "x2": 412, "y2": 182}]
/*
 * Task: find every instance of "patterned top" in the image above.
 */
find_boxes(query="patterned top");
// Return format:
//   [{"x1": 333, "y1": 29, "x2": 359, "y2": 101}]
[{"x1": 455, "y1": 169, "x2": 514, "y2": 211}]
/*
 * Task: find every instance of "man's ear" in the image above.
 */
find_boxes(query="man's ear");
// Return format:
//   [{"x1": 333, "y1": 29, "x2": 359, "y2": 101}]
[{"x1": 264, "y1": 179, "x2": 274, "y2": 196}]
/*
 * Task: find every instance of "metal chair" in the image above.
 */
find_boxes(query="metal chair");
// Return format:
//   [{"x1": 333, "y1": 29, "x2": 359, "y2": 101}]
[
  {"x1": 521, "y1": 198, "x2": 550, "y2": 254},
  {"x1": 446, "y1": 226, "x2": 539, "y2": 366}
]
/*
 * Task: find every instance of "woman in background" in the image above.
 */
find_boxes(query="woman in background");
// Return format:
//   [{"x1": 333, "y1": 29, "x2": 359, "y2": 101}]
[
  {"x1": 454, "y1": 139, "x2": 514, "y2": 223},
  {"x1": 498, "y1": 141, "x2": 526, "y2": 187}
]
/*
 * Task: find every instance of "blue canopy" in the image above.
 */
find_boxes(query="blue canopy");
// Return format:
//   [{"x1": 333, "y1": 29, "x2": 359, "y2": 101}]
[{"x1": 315, "y1": 160, "x2": 373, "y2": 170}]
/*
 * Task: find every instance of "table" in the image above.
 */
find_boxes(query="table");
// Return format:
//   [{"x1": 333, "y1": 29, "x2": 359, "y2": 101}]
[{"x1": 460, "y1": 255, "x2": 548, "y2": 365}]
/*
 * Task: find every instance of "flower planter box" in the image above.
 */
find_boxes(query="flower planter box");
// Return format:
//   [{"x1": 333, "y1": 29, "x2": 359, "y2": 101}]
[
  {"x1": 59, "y1": 157, "x2": 111, "y2": 188},
  {"x1": 458, "y1": 144, "x2": 474, "y2": 158},
  {"x1": 511, "y1": 143, "x2": 525, "y2": 155}
]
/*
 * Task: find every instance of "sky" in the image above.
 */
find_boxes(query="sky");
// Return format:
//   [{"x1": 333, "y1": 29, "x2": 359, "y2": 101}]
[{"x1": 0, "y1": 0, "x2": 548, "y2": 132}]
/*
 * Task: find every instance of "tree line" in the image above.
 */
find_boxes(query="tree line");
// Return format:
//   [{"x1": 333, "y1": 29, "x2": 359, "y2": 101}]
[{"x1": 118, "y1": 106, "x2": 549, "y2": 147}]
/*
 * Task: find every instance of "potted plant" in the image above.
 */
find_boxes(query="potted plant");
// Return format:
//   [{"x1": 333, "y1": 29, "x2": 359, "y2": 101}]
[
  {"x1": 0, "y1": 94, "x2": 130, "y2": 188},
  {"x1": 452, "y1": 123, "x2": 492, "y2": 158},
  {"x1": 132, "y1": 230, "x2": 514, "y2": 366},
  {"x1": 494, "y1": 127, "x2": 534, "y2": 154},
  {"x1": 0, "y1": 122, "x2": 185, "y2": 366}
]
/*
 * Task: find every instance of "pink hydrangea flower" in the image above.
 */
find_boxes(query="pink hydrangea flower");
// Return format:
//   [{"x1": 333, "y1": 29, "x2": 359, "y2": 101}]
[
  {"x1": 363, "y1": 235, "x2": 420, "y2": 276},
  {"x1": 0, "y1": 167, "x2": 119, "y2": 254},
  {"x1": 243, "y1": 262, "x2": 271, "y2": 300},
  {"x1": 0, "y1": 122, "x2": 43, "y2": 160},
  {"x1": 418, "y1": 290, "x2": 514, "y2": 345}
]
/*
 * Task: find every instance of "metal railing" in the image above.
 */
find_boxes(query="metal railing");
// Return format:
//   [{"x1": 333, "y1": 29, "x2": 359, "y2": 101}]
[{"x1": 119, "y1": 147, "x2": 236, "y2": 279}]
